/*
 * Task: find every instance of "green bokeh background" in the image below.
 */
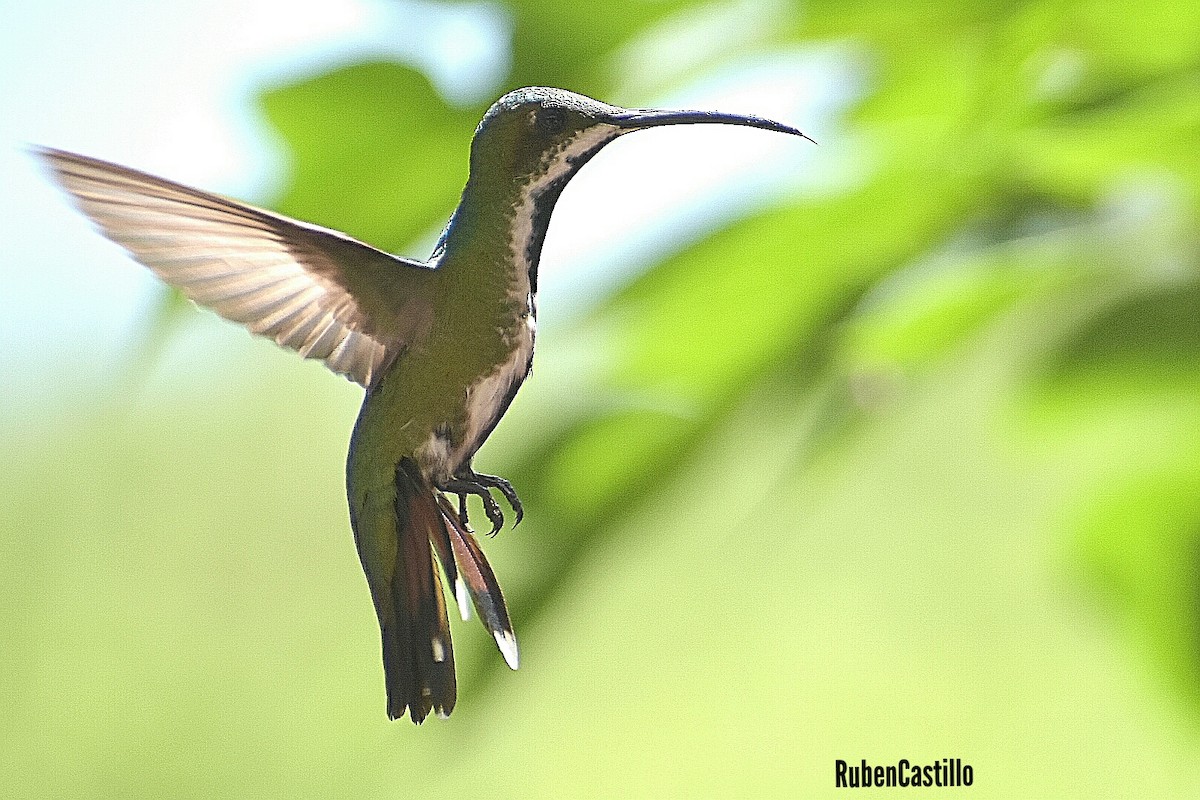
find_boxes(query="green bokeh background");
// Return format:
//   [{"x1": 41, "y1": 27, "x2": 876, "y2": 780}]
[{"x1": 6, "y1": 0, "x2": 1200, "y2": 796}]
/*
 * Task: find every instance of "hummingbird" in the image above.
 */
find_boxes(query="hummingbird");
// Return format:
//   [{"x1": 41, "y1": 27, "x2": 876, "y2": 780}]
[{"x1": 38, "y1": 86, "x2": 812, "y2": 723}]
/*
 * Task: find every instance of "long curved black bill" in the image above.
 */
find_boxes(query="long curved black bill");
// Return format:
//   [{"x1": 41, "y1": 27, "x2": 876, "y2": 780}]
[{"x1": 613, "y1": 108, "x2": 816, "y2": 143}]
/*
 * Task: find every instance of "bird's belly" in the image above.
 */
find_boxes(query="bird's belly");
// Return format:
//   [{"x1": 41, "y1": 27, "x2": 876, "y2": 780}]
[{"x1": 414, "y1": 312, "x2": 535, "y2": 482}]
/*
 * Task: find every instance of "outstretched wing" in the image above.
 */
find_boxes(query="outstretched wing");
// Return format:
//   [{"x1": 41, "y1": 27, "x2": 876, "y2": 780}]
[{"x1": 37, "y1": 147, "x2": 437, "y2": 388}]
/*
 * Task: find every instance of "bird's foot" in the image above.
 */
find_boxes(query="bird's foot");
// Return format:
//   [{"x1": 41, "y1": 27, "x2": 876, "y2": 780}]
[
  {"x1": 441, "y1": 472, "x2": 523, "y2": 535},
  {"x1": 470, "y1": 472, "x2": 523, "y2": 527}
]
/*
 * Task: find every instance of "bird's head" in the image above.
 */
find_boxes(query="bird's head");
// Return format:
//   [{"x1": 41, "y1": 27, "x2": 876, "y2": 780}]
[{"x1": 466, "y1": 86, "x2": 813, "y2": 198}]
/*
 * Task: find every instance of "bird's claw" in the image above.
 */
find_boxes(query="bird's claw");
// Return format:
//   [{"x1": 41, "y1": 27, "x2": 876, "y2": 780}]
[
  {"x1": 441, "y1": 471, "x2": 523, "y2": 535},
  {"x1": 473, "y1": 472, "x2": 524, "y2": 527}
]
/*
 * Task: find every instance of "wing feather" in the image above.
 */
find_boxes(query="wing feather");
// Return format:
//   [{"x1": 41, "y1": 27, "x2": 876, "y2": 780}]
[{"x1": 37, "y1": 147, "x2": 437, "y2": 387}]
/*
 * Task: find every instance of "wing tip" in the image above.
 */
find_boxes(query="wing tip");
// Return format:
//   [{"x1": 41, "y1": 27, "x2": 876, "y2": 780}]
[
  {"x1": 27, "y1": 143, "x2": 63, "y2": 163},
  {"x1": 29, "y1": 144, "x2": 112, "y2": 179},
  {"x1": 29, "y1": 144, "x2": 79, "y2": 190}
]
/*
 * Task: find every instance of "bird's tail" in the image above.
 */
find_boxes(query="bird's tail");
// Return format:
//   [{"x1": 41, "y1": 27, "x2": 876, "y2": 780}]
[{"x1": 351, "y1": 457, "x2": 517, "y2": 723}]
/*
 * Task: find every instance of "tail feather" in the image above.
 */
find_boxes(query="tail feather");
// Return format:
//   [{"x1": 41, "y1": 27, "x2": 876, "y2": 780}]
[
  {"x1": 435, "y1": 494, "x2": 520, "y2": 670},
  {"x1": 427, "y1": 502, "x2": 470, "y2": 622},
  {"x1": 348, "y1": 458, "x2": 457, "y2": 723},
  {"x1": 349, "y1": 456, "x2": 517, "y2": 723},
  {"x1": 388, "y1": 458, "x2": 457, "y2": 722}
]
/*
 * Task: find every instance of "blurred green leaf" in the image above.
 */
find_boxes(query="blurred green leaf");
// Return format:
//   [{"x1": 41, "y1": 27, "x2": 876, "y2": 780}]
[
  {"x1": 1017, "y1": 79, "x2": 1200, "y2": 206},
  {"x1": 1043, "y1": 280, "x2": 1200, "y2": 380},
  {"x1": 260, "y1": 62, "x2": 479, "y2": 251},
  {"x1": 1062, "y1": 0, "x2": 1200, "y2": 83},
  {"x1": 506, "y1": 0, "x2": 697, "y2": 91},
  {"x1": 608, "y1": 161, "x2": 989, "y2": 402},
  {"x1": 843, "y1": 241, "x2": 1084, "y2": 373},
  {"x1": 1072, "y1": 453, "x2": 1200, "y2": 711}
]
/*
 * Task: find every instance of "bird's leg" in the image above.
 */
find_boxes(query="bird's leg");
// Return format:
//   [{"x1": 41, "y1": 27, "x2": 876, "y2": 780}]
[
  {"x1": 470, "y1": 472, "x2": 523, "y2": 527},
  {"x1": 439, "y1": 470, "x2": 523, "y2": 536},
  {"x1": 457, "y1": 493, "x2": 471, "y2": 530},
  {"x1": 440, "y1": 476, "x2": 506, "y2": 535},
  {"x1": 464, "y1": 471, "x2": 523, "y2": 526}
]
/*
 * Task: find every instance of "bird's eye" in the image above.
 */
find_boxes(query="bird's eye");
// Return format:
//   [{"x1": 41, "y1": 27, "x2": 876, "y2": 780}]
[{"x1": 535, "y1": 107, "x2": 567, "y2": 135}]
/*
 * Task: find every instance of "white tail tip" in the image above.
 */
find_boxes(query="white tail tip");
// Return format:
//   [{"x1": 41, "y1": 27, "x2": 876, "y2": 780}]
[
  {"x1": 494, "y1": 629, "x2": 520, "y2": 670},
  {"x1": 455, "y1": 577, "x2": 471, "y2": 621}
]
